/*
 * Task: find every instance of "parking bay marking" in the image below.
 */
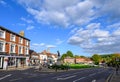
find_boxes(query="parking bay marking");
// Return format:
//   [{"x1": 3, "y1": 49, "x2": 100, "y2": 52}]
[
  {"x1": 73, "y1": 77, "x2": 86, "y2": 82},
  {"x1": 0, "y1": 74, "x2": 12, "y2": 80},
  {"x1": 57, "y1": 75, "x2": 76, "y2": 80}
]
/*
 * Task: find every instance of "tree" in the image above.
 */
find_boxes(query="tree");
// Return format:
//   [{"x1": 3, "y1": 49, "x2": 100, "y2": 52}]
[
  {"x1": 92, "y1": 54, "x2": 102, "y2": 65},
  {"x1": 61, "y1": 54, "x2": 67, "y2": 60},
  {"x1": 74, "y1": 55, "x2": 81, "y2": 58},
  {"x1": 61, "y1": 50, "x2": 74, "y2": 60},
  {"x1": 66, "y1": 51, "x2": 74, "y2": 57}
]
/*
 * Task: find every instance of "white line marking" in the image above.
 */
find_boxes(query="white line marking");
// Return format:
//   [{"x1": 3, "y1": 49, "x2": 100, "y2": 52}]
[
  {"x1": 92, "y1": 79, "x2": 96, "y2": 82},
  {"x1": 53, "y1": 71, "x2": 82, "y2": 79},
  {"x1": 57, "y1": 75, "x2": 76, "y2": 80},
  {"x1": 0, "y1": 74, "x2": 12, "y2": 80},
  {"x1": 73, "y1": 77, "x2": 86, "y2": 82},
  {"x1": 53, "y1": 74, "x2": 71, "y2": 79}
]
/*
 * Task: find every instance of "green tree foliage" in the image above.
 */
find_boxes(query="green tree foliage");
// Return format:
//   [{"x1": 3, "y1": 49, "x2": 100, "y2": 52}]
[
  {"x1": 74, "y1": 55, "x2": 81, "y2": 58},
  {"x1": 92, "y1": 53, "x2": 120, "y2": 66},
  {"x1": 66, "y1": 51, "x2": 74, "y2": 57},
  {"x1": 92, "y1": 54, "x2": 102, "y2": 65},
  {"x1": 61, "y1": 50, "x2": 74, "y2": 60},
  {"x1": 61, "y1": 54, "x2": 67, "y2": 60}
]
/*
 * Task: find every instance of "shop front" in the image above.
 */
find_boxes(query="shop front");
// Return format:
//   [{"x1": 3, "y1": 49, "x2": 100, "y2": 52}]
[
  {"x1": 0, "y1": 55, "x2": 4, "y2": 69},
  {"x1": 0, "y1": 55, "x2": 30, "y2": 70},
  {"x1": 30, "y1": 55, "x2": 40, "y2": 65}
]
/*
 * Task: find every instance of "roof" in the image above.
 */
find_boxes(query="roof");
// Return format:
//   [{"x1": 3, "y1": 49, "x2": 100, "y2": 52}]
[{"x1": 0, "y1": 26, "x2": 30, "y2": 41}]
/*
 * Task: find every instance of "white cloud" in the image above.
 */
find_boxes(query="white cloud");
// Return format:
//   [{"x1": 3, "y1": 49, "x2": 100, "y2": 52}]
[
  {"x1": 32, "y1": 43, "x2": 45, "y2": 46},
  {"x1": 86, "y1": 23, "x2": 100, "y2": 30},
  {"x1": 32, "y1": 43, "x2": 40, "y2": 46},
  {"x1": 69, "y1": 28, "x2": 79, "y2": 34},
  {"x1": 17, "y1": 0, "x2": 120, "y2": 54},
  {"x1": 56, "y1": 39, "x2": 64, "y2": 45},
  {"x1": 31, "y1": 43, "x2": 56, "y2": 51},
  {"x1": 92, "y1": 29, "x2": 109, "y2": 38},
  {"x1": 46, "y1": 45, "x2": 56, "y2": 48},
  {"x1": 68, "y1": 22, "x2": 120, "y2": 54},
  {"x1": 17, "y1": 0, "x2": 96, "y2": 27},
  {"x1": 21, "y1": 17, "x2": 33, "y2": 23},
  {"x1": 0, "y1": 0, "x2": 7, "y2": 5},
  {"x1": 100, "y1": 0, "x2": 120, "y2": 21},
  {"x1": 26, "y1": 26, "x2": 34, "y2": 30},
  {"x1": 113, "y1": 30, "x2": 120, "y2": 36},
  {"x1": 17, "y1": 0, "x2": 120, "y2": 27}
]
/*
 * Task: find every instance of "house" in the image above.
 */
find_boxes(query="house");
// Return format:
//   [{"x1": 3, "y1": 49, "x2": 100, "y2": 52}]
[
  {"x1": 64, "y1": 57, "x2": 75, "y2": 64},
  {"x1": 40, "y1": 50, "x2": 58, "y2": 65},
  {"x1": 38, "y1": 53, "x2": 47, "y2": 64},
  {"x1": 29, "y1": 50, "x2": 39, "y2": 65},
  {"x1": 0, "y1": 26, "x2": 30, "y2": 70},
  {"x1": 64, "y1": 57, "x2": 93, "y2": 64},
  {"x1": 75, "y1": 57, "x2": 93, "y2": 64}
]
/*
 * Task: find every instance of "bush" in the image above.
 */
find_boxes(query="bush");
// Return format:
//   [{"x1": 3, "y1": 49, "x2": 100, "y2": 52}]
[
  {"x1": 69, "y1": 64, "x2": 94, "y2": 69},
  {"x1": 48, "y1": 64, "x2": 69, "y2": 70}
]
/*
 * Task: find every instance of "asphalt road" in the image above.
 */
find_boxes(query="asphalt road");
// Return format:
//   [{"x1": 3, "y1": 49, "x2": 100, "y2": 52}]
[{"x1": 0, "y1": 67, "x2": 113, "y2": 82}]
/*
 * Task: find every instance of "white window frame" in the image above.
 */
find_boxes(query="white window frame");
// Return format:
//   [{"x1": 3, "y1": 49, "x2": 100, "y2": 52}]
[
  {"x1": 0, "y1": 57, "x2": 3, "y2": 68},
  {"x1": 18, "y1": 46, "x2": 23, "y2": 54},
  {"x1": 0, "y1": 30, "x2": 5, "y2": 39},
  {"x1": 10, "y1": 34, "x2": 16, "y2": 42},
  {"x1": 25, "y1": 47, "x2": 29, "y2": 55},
  {"x1": 0, "y1": 41, "x2": 5, "y2": 52},
  {"x1": 19, "y1": 37, "x2": 23, "y2": 44},
  {"x1": 26, "y1": 40, "x2": 29, "y2": 46},
  {"x1": 10, "y1": 44, "x2": 16, "y2": 53}
]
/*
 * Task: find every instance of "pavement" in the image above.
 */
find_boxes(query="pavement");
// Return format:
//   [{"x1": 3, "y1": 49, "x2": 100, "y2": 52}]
[
  {"x1": 0, "y1": 65, "x2": 68, "y2": 72},
  {"x1": 0, "y1": 66, "x2": 34, "y2": 71},
  {"x1": 110, "y1": 69, "x2": 120, "y2": 82}
]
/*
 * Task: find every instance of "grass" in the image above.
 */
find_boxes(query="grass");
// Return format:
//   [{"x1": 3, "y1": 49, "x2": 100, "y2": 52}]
[{"x1": 68, "y1": 64, "x2": 95, "y2": 69}]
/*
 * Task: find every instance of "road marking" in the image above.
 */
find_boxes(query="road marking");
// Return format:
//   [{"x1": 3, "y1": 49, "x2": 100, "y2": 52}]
[
  {"x1": 73, "y1": 77, "x2": 86, "y2": 82},
  {"x1": 53, "y1": 71, "x2": 82, "y2": 79},
  {"x1": 0, "y1": 74, "x2": 12, "y2": 80},
  {"x1": 53, "y1": 74, "x2": 71, "y2": 79},
  {"x1": 9, "y1": 78, "x2": 22, "y2": 81},
  {"x1": 57, "y1": 75, "x2": 76, "y2": 80},
  {"x1": 92, "y1": 79, "x2": 96, "y2": 82}
]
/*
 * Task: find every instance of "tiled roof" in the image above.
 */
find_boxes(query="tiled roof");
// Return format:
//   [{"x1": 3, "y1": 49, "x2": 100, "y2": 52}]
[{"x1": 0, "y1": 26, "x2": 30, "y2": 41}]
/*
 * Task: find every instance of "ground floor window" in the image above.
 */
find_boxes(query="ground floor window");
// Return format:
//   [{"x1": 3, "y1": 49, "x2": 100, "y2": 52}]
[
  {"x1": 0, "y1": 57, "x2": 3, "y2": 68},
  {"x1": 0, "y1": 41, "x2": 5, "y2": 52},
  {"x1": 8, "y1": 57, "x2": 16, "y2": 66}
]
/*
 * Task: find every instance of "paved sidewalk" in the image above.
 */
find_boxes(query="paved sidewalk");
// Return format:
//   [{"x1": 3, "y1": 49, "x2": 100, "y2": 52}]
[
  {"x1": 110, "y1": 70, "x2": 120, "y2": 82},
  {"x1": 0, "y1": 66, "x2": 33, "y2": 71}
]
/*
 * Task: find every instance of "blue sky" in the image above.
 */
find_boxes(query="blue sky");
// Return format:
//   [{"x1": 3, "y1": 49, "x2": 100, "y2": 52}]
[{"x1": 0, "y1": 0, "x2": 120, "y2": 57}]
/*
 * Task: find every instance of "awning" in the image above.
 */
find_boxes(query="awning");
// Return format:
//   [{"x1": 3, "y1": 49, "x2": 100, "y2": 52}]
[{"x1": 0, "y1": 55, "x2": 26, "y2": 58}]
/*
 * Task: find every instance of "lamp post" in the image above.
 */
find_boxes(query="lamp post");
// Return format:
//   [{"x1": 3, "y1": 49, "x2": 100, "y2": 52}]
[{"x1": 115, "y1": 57, "x2": 119, "y2": 75}]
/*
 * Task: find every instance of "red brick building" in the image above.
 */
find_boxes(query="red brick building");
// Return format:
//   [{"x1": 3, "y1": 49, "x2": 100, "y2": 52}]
[
  {"x1": 64, "y1": 57, "x2": 93, "y2": 64},
  {"x1": 64, "y1": 57, "x2": 75, "y2": 64},
  {"x1": 0, "y1": 26, "x2": 30, "y2": 69},
  {"x1": 75, "y1": 58, "x2": 93, "y2": 64}
]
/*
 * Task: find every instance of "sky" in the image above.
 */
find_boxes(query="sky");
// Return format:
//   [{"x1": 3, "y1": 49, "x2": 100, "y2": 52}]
[{"x1": 0, "y1": 0, "x2": 120, "y2": 57}]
